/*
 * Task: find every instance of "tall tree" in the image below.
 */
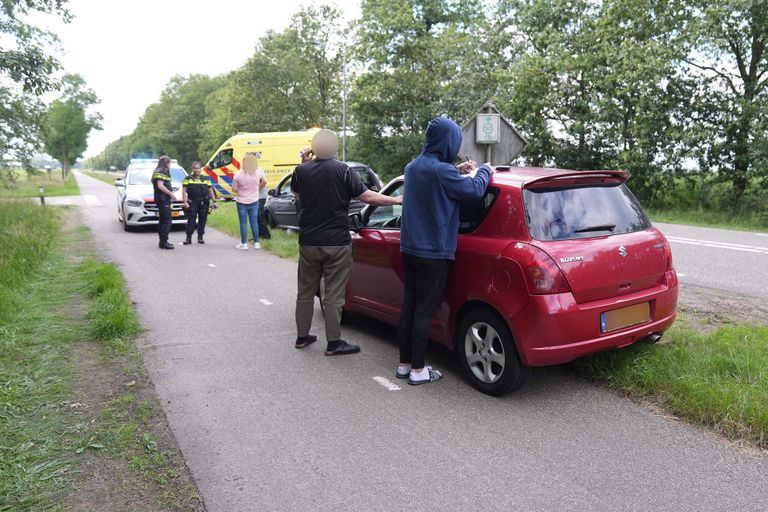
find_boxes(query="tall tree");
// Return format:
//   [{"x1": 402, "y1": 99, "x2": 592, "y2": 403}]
[
  {"x1": 1, "y1": 0, "x2": 70, "y2": 165},
  {"x1": 681, "y1": 0, "x2": 768, "y2": 201},
  {"x1": 41, "y1": 74, "x2": 101, "y2": 179},
  {"x1": 351, "y1": 0, "x2": 496, "y2": 177},
  {"x1": 199, "y1": 4, "x2": 345, "y2": 159}
]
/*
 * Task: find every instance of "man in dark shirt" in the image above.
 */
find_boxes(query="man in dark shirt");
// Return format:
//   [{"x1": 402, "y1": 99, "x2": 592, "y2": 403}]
[{"x1": 290, "y1": 129, "x2": 401, "y2": 356}]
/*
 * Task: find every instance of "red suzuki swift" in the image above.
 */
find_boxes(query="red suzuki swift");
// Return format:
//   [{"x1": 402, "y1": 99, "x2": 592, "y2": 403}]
[{"x1": 345, "y1": 167, "x2": 678, "y2": 396}]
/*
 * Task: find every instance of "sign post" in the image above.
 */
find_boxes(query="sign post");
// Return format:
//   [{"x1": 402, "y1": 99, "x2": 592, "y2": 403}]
[{"x1": 459, "y1": 102, "x2": 528, "y2": 165}]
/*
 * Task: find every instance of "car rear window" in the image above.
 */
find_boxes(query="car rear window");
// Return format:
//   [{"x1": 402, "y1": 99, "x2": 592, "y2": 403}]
[{"x1": 523, "y1": 183, "x2": 651, "y2": 241}]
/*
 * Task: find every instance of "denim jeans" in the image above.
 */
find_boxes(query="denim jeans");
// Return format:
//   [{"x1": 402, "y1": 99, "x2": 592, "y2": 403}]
[{"x1": 236, "y1": 201, "x2": 259, "y2": 244}]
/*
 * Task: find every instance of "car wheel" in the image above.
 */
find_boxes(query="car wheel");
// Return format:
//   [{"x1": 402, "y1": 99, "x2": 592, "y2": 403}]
[
  {"x1": 456, "y1": 309, "x2": 530, "y2": 396},
  {"x1": 266, "y1": 211, "x2": 277, "y2": 228}
]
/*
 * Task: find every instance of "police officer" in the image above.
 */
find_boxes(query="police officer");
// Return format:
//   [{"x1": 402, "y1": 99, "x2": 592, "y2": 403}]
[
  {"x1": 152, "y1": 156, "x2": 175, "y2": 250},
  {"x1": 182, "y1": 161, "x2": 217, "y2": 245}
]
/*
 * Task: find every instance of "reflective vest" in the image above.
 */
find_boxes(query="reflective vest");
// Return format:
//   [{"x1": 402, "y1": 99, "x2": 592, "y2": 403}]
[{"x1": 183, "y1": 174, "x2": 213, "y2": 201}]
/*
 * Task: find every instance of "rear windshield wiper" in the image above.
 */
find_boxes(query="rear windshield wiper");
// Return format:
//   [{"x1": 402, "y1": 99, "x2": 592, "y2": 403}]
[{"x1": 574, "y1": 224, "x2": 616, "y2": 233}]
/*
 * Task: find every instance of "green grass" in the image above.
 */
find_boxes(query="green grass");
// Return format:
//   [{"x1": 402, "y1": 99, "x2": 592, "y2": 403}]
[
  {"x1": 647, "y1": 208, "x2": 768, "y2": 233},
  {"x1": 205, "y1": 201, "x2": 300, "y2": 259},
  {"x1": 0, "y1": 203, "x2": 201, "y2": 510},
  {"x1": 83, "y1": 170, "x2": 123, "y2": 186},
  {"x1": 574, "y1": 321, "x2": 768, "y2": 448},
  {"x1": 0, "y1": 170, "x2": 79, "y2": 198}
]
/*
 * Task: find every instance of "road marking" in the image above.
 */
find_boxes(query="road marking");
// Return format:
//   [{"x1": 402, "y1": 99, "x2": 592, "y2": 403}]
[
  {"x1": 207, "y1": 263, "x2": 216, "y2": 267},
  {"x1": 259, "y1": 299, "x2": 273, "y2": 306},
  {"x1": 677, "y1": 273, "x2": 686, "y2": 277},
  {"x1": 83, "y1": 194, "x2": 102, "y2": 206},
  {"x1": 666, "y1": 236, "x2": 768, "y2": 255},
  {"x1": 372, "y1": 376, "x2": 401, "y2": 391}
]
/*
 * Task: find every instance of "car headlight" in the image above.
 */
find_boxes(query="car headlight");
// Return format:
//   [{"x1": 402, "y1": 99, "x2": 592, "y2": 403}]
[{"x1": 125, "y1": 198, "x2": 143, "y2": 207}]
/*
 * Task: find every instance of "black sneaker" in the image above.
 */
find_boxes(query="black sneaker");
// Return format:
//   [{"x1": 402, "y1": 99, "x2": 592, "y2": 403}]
[
  {"x1": 295, "y1": 335, "x2": 317, "y2": 349},
  {"x1": 183, "y1": 238, "x2": 192, "y2": 245},
  {"x1": 198, "y1": 236, "x2": 205, "y2": 244},
  {"x1": 159, "y1": 242, "x2": 175, "y2": 250},
  {"x1": 324, "y1": 340, "x2": 360, "y2": 356}
]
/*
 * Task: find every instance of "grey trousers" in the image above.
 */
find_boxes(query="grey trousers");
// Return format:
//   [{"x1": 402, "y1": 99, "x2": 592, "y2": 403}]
[{"x1": 296, "y1": 245, "x2": 353, "y2": 342}]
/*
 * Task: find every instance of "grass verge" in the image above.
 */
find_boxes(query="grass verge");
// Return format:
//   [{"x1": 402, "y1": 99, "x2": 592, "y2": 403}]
[
  {"x1": 574, "y1": 320, "x2": 768, "y2": 449},
  {"x1": 0, "y1": 203, "x2": 202, "y2": 511},
  {"x1": 648, "y1": 208, "x2": 768, "y2": 233},
  {"x1": 83, "y1": 170, "x2": 123, "y2": 186},
  {"x1": 0, "y1": 170, "x2": 79, "y2": 197},
  {"x1": 205, "y1": 200, "x2": 300, "y2": 259}
]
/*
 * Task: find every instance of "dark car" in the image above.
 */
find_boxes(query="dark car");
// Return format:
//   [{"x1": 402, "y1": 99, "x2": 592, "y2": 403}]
[{"x1": 264, "y1": 161, "x2": 383, "y2": 230}]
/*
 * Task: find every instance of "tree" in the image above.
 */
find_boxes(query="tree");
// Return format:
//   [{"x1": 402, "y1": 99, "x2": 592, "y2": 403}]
[
  {"x1": 351, "y1": 0, "x2": 497, "y2": 178},
  {"x1": 199, "y1": 4, "x2": 345, "y2": 158},
  {"x1": 1, "y1": 0, "x2": 70, "y2": 165},
  {"x1": 41, "y1": 74, "x2": 101, "y2": 179},
  {"x1": 680, "y1": 0, "x2": 768, "y2": 202}
]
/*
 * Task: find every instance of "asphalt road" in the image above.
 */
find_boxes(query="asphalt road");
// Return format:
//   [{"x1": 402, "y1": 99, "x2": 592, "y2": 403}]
[
  {"x1": 655, "y1": 222, "x2": 768, "y2": 299},
  {"x1": 73, "y1": 171, "x2": 767, "y2": 512}
]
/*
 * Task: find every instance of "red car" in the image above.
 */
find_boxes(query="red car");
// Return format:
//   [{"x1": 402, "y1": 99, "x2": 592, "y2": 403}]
[{"x1": 345, "y1": 167, "x2": 678, "y2": 395}]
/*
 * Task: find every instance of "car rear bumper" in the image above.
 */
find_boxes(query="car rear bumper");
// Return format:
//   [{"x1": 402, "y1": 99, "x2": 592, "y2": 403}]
[{"x1": 510, "y1": 271, "x2": 679, "y2": 366}]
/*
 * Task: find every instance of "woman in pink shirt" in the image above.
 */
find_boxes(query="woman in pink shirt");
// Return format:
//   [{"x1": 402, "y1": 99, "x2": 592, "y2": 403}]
[{"x1": 232, "y1": 153, "x2": 267, "y2": 250}]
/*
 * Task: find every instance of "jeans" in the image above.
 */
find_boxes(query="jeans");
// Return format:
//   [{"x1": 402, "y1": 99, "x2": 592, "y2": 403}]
[
  {"x1": 258, "y1": 198, "x2": 270, "y2": 239},
  {"x1": 295, "y1": 245, "x2": 353, "y2": 343},
  {"x1": 236, "y1": 201, "x2": 259, "y2": 244},
  {"x1": 397, "y1": 253, "x2": 451, "y2": 369}
]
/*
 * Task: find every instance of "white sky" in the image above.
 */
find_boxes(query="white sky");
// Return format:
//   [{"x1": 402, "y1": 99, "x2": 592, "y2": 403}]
[{"x1": 37, "y1": 0, "x2": 361, "y2": 157}]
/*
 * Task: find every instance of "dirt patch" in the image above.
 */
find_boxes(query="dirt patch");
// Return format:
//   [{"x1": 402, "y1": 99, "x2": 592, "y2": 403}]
[
  {"x1": 677, "y1": 284, "x2": 768, "y2": 331},
  {"x1": 57, "y1": 208, "x2": 205, "y2": 511}
]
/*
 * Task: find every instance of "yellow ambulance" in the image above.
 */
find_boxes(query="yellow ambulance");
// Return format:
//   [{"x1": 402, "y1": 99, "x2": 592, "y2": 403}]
[{"x1": 202, "y1": 128, "x2": 320, "y2": 198}]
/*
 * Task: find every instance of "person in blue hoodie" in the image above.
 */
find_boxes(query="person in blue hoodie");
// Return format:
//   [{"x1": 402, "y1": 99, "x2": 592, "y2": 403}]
[{"x1": 397, "y1": 116, "x2": 493, "y2": 386}]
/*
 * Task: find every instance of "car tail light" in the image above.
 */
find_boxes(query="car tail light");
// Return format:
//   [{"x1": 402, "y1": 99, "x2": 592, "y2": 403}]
[
  {"x1": 509, "y1": 243, "x2": 571, "y2": 295},
  {"x1": 662, "y1": 240, "x2": 674, "y2": 270}
]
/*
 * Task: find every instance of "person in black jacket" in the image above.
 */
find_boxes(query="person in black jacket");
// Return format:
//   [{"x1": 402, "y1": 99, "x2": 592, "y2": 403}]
[
  {"x1": 152, "y1": 156, "x2": 176, "y2": 250},
  {"x1": 182, "y1": 161, "x2": 217, "y2": 245}
]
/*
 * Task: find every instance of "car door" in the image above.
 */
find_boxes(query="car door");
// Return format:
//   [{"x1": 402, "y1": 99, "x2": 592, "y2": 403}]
[
  {"x1": 347, "y1": 180, "x2": 405, "y2": 322},
  {"x1": 348, "y1": 166, "x2": 383, "y2": 214},
  {"x1": 271, "y1": 175, "x2": 300, "y2": 228}
]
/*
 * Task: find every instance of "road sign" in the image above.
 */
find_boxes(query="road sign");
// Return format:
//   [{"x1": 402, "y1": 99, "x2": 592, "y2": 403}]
[
  {"x1": 476, "y1": 113, "x2": 500, "y2": 144},
  {"x1": 460, "y1": 103, "x2": 528, "y2": 165}
]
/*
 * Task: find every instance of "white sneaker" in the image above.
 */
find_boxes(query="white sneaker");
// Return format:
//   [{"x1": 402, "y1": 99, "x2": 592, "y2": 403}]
[
  {"x1": 254, "y1": 242, "x2": 261, "y2": 250},
  {"x1": 235, "y1": 243, "x2": 248, "y2": 250}
]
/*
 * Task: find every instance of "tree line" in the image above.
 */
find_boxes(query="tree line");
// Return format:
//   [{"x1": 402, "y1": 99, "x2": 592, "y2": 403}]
[{"x1": 85, "y1": 1, "x2": 765, "y2": 217}]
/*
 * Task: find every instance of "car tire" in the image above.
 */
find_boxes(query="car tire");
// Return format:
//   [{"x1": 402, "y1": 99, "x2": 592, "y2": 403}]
[{"x1": 456, "y1": 308, "x2": 530, "y2": 396}]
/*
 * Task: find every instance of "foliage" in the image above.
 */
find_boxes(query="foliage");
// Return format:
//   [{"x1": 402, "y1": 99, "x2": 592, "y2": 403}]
[
  {"x1": 40, "y1": 74, "x2": 101, "y2": 179},
  {"x1": 0, "y1": 169, "x2": 79, "y2": 197},
  {"x1": 0, "y1": 0, "x2": 70, "y2": 165},
  {"x1": 87, "y1": 0, "x2": 767, "y2": 217}
]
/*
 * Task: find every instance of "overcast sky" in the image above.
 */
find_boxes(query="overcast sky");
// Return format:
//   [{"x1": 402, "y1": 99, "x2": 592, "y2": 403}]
[{"x1": 37, "y1": 0, "x2": 361, "y2": 157}]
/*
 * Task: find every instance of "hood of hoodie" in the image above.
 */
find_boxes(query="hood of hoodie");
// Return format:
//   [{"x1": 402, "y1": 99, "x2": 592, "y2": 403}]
[{"x1": 421, "y1": 117, "x2": 462, "y2": 164}]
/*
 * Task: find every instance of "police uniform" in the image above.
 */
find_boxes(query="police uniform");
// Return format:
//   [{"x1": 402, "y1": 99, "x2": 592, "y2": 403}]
[
  {"x1": 183, "y1": 174, "x2": 214, "y2": 243},
  {"x1": 152, "y1": 168, "x2": 173, "y2": 248}
]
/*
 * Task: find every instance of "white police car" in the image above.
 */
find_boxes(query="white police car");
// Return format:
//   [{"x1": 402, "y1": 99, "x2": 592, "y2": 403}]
[{"x1": 115, "y1": 158, "x2": 188, "y2": 231}]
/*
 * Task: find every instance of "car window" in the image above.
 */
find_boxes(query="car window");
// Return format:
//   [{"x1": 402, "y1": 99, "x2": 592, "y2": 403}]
[
  {"x1": 277, "y1": 176, "x2": 294, "y2": 197},
  {"x1": 352, "y1": 167, "x2": 378, "y2": 191},
  {"x1": 210, "y1": 149, "x2": 233, "y2": 169},
  {"x1": 365, "y1": 182, "x2": 404, "y2": 229},
  {"x1": 459, "y1": 187, "x2": 499, "y2": 234},
  {"x1": 523, "y1": 183, "x2": 651, "y2": 241}
]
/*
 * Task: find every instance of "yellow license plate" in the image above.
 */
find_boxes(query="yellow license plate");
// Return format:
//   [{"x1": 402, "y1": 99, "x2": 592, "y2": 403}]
[
  {"x1": 601, "y1": 302, "x2": 650, "y2": 333},
  {"x1": 172, "y1": 211, "x2": 181, "y2": 218}
]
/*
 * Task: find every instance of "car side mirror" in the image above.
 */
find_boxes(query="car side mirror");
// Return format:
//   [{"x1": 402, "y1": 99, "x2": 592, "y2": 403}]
[
  {"x1": 369, "y1": 185, "x2": 380, "y2": 192},
  {"x1": 115, "y1": 178, "x2": 125, "y2": 188},
  {"x1": 349, "y1": 212, "x2": 363, "y2": 232},
  {"x1": 268, "y1": 189, "x2": 276, "y2": 197}
]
